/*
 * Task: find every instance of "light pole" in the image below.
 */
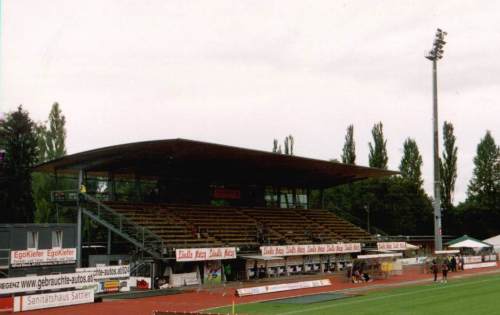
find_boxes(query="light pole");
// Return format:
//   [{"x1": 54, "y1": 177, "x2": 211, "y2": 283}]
[{"x1": 425, "y1": 28, "x2": 447, "y2": 251}]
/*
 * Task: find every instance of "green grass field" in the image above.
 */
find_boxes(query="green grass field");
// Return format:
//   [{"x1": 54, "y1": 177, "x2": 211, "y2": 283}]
[{"x1": 207, "y1": 273, "x2": 500, "y2": 315}]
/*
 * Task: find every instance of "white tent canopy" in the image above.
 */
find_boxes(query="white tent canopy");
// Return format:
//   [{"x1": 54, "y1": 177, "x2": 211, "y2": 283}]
[
  {"x1": 483, "y1": 235, "x2": 500, "y2": 250},
  {"x1": 447, "y1": 235, "x2": 493, "y2": 249},
  {"x1": 405, "y1": 243, "x2": 419, "y2": 250}
]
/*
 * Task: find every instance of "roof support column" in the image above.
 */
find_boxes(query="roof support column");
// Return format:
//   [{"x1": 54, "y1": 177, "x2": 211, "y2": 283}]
[
  {"x1": 77, "y1": 169, "x2": 84, "y2": 268},
  {"x1": 320, "y1": 189, "x2": 325, "y2": 209},
  {"x1": 134, "y1": 174, "x2": 142, "y2": 202},
  {"x1": 109, "y1": 172, "x2": 116, "y2": 201},
  {"x1": 277, "y1": 186, "x2": 281, "y2": 208},
  {"x1": 54, "y1": 169, "x2": 59, "y2": 222},
  {"x1": 306, "y1": 188, "x2": 310, "y2": 209}
]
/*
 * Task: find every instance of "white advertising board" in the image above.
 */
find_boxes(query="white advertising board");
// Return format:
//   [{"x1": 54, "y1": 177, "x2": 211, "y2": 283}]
[
  {"x1": 175, "y1": 247, "x2": 236, "y2": 262},
  {"x1": 10, "y1": 248, "x2": 76, "y2": 267},
  {"x1": 463, "y1": 262, "x2": 497, "y2": 270},
  {"x1": 0, "y1": 272, "x2": 96, "y2": 295},
  {"x1": 377, "y1": 242, "x2": 407, "y2": 251},
  {"x1": 169, "y1": 272, "x2": 200, "y2": 287},
  {"x1": 435, "y1": 250, "x2": 460, "y2": 254},
  {"x1": 397, "y1": 256, "x2": 428, "y2": 265},
  {"x1": 463, "y1": 256, "x2": 482, "y2": 264},
  {"x1": 76, "y1": 265, "x2": 130, "y2": 280},
  {"x1": 357, "y1": 253, "x2": 403, "y2": 259},
  {"x1": 260, "y1": 243, "x2": 361, "y2": 257},
  {"x1": 237, "y1": 279, "x2": 331, "y2": 296},
  {"x1": 13, "y1": 289, "x2": 94, "y2": 312}
]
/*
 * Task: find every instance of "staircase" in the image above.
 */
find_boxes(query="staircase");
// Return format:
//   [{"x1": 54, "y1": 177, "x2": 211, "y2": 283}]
[
  {"x1": 81, "y1": 194, "x2": 165, "y2": 259},
  {"x1": 52, "y1": 191, "x2": 166, "y2": 259}
]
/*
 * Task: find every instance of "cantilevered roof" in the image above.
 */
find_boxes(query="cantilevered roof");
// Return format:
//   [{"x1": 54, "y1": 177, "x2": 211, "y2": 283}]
[{"x1": 34, "y1": 138, "x2": 397, "y2": 188}]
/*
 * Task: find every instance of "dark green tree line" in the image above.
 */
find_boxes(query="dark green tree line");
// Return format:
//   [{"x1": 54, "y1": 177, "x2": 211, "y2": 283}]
[
  {"x1": 454, "y1": 131, "x2": 499, "y2": 238},
  {"x1": 0, "y1": 106, "x2": 39, "y2": 223},
  {"x1": 33, "y1": 103, "x2": 69, "y2": 223}
]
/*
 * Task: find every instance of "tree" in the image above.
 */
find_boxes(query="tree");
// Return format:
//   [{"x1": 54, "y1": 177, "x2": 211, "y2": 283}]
[
  {"x1": 33, "y1": 103, "x2": 68, "y2": 223},
  {"x1": 399, "y1": 138, "x2": 423, "y2": 189},
  {"x1": 467, "y1": 131, "x2": 499, "y2": 208},
  {"x1": 341, "y1": 125, "x2": 356, "y2": 164},
  {"x1": 272, "y1": 135, "x2": 294, "y2": 155},
  {"x1": 368, "y1": 122, "x2": 388, "y2": 169},
  {"x1": 0, "y1": 106, "x2": 38, "y2": 223},
  {"x1": 38, "y1": 103, "x2": 67, "y2": 162},
  {"x1": 320, "y1": 177, "x2": 433, "y2": 236},
  {"x1": 284, "y1": 135, "x2": 294, "y2": 155},
  {"x1": 440, "y1": 121, "x2": 458, "y2": 212},
  {"x1": 272, "y1": 139, "x2": 280, "y2": 153}
]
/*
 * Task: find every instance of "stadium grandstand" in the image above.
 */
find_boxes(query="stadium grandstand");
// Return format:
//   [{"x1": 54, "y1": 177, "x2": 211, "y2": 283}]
[{"x1": 34, "y1": 138, "x2": 397, "y2": 285}]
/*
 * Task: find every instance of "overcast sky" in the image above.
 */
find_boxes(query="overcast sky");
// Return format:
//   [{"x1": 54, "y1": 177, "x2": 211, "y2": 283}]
[{"x1": 1, "y1": 0, "x2": 498, "y2": 203}]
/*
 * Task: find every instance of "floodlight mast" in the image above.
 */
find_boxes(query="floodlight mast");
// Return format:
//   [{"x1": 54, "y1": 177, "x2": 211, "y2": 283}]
[{"x1": 425, "y1": 28, "x2": 447, "y2": 251}]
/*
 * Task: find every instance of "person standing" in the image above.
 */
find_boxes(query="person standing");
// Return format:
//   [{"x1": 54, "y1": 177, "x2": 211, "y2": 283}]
[
  {"x1": 431, "y1": 260, "x2": 439, "y2": 282},
  {"x1": 442, "y1": 260, "x2": 449, "y2": 283},
  {"x1": 450, "y1": 256, "x2": 457, "y2": 272}
]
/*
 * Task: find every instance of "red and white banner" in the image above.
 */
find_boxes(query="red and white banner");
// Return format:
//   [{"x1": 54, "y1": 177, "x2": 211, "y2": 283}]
[
  {"x1": 13, "y1": 289, "x2": 94, "y2": 312},
  {"x1": 10, "y1": 248, "x2": 76, "y2": 267},
  {"x1": 260, "y1": 243, "x2": 361, "y2": 257},
  {"x1": 175, "y1": 247, "x2": 237, "y2": 262},
  {"x1": 377, "y1": 242, "x2": 407, "y2": 251}
]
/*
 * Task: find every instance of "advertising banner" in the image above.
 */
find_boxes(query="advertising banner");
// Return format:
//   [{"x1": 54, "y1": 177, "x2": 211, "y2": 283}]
[
  {"x1": 237, "y1": 279, "x2": 331, "y2": 296},
  {"x1": 10, "y1": 248, "x2": 76, "y2": 267},
  {"x1": 128, "y1": 277, "x2": 151, "y2": 290},
  {"x1": 76, "y1": 265, "x2": 130, "y2": 280},
  {"x1": 463, "y1": 256, "x2": 482, "y2": 264},
  {"x1": 204, "y1": 261, "x2": 222, "y2": 284},
  {"x1": 0, "y1": 272, "x2": 96, "y2": 295},
  {"x1": 0, "y1": 297, "x2": 13, "y2": 313},
  {"x1": 377, "y1": 242, "x2": 407, "y2": 251},
  {"x1": 213, "y1": 188, "x2": 241, "y2": 200},
  {"x1": 260, "y1": 243, "x2": 361, "y2": 257},
  {"x1": 357, "y1": 253, "x2": 402, "y2": 259},
  {"x1": 169, "y1": 272, "x2": 200, "y2": 287},
  {"x1": 463, "y1": 262, "x2": 497, "y2": 270},
  {"x1": 175, "y1": 247, "x2": 236, "y2": 262},
  {"x1": 13, "y1": 289, "x2": 94, "y2": 312}
]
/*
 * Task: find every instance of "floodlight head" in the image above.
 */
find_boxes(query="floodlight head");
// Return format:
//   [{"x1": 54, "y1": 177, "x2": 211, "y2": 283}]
[{"x1": 426, "y1": 28, "x2": 447, "y2": 61}]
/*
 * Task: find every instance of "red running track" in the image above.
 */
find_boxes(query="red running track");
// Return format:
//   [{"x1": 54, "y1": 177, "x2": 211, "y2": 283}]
[{"x1": 11, "y1": 265, "x2": 500, "y2": 315}]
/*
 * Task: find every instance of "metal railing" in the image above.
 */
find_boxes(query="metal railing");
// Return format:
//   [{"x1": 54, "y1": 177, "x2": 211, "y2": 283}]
[
  {"x1": 54, "y1": 191, "x2": 166, "y2": 259},
  {"x1": 81, "y1": 193, "x2": 165, "y2": 258}
]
